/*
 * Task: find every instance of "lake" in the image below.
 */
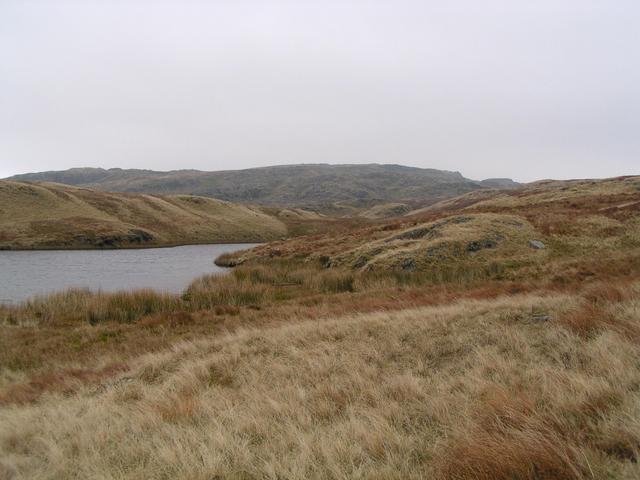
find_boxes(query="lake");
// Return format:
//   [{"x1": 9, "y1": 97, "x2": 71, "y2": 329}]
[{"x1": 0, "y1": 244, "x2": 257, "y2": 305}]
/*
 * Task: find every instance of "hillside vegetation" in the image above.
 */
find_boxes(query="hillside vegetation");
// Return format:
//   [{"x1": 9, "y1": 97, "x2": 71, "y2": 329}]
[
  {"x1": 359, "y1": 202, "x2": 412, "y2": 219},
  {"x1": 0, "y1": 181, "x2": 287, "y2": 249},
  {"x1": 7, "y1": 164, "x2": 520, "y2": 209},
  {"x1": 225, "y1": 176, "x2": 640, "y2": 273},
  {"x1": 1, "y1": 175, "x2": 639, "y2": 479}
]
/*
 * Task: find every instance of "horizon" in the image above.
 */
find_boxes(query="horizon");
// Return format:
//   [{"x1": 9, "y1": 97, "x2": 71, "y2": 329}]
[
  {"x1": 1, "y1": 1, "x2": 639, "y2": 183},
  {"x1": 3, "y1": 162, "x2": 638, "y2": 185}
]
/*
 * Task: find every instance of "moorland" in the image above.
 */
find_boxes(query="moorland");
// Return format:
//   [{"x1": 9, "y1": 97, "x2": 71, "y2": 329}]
[{"x1": 0, "y1": 173, "x2": 639, "y2": 479}]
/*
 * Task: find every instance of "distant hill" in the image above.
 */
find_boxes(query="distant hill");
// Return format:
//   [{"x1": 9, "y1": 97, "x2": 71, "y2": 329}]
[
  {"x1": 0, "y1": 181, "x2": 286, "y2": 249},
  {"x1": 478, "y1": 178, "x2": 521, "y2": 189},
  {"x1": 7, "y1": 164, "x2": 520, "y2": 209}
]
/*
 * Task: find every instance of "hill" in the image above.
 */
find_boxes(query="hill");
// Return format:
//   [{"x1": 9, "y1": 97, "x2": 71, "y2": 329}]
[
  {"x1": 0, "y1": 181, "x2": 287, "y2": 249},
  {"x1": 219, "y1": 175, "x2": 640, "y2": 276},
  {"x1": 7, "y1": 164, "x2": 520, "y2": 209}
]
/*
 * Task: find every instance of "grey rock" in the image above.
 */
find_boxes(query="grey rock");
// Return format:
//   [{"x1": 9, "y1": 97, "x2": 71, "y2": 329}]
[
  {"x1": 467, "y1": 238, "x2": 497, "y2": 252},
  {"x1": 400, "y1": 259, "x2": 417, "y2": 271},
  {"x1": 353, "y1": 256, "x2": 369, "y2": 269},
  {"x1": 529, "y1": 240, "x2": 545, "y2": 249},
  {"x1": 318, "y1": 255, "x2": 332, "y2": 268}
]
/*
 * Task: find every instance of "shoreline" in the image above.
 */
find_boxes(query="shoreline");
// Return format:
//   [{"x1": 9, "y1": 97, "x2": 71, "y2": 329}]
[
  {"x1": 0, "y1": 240, "x2": 265, "y2": 253},
  {"x1": 0, "y1": 243, "x2": 259, "y2": 305}
]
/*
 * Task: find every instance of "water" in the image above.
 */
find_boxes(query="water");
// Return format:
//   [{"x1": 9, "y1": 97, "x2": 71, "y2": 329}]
[{"x1": 0, "y1": 244, "x2": 257, "y2": 305}]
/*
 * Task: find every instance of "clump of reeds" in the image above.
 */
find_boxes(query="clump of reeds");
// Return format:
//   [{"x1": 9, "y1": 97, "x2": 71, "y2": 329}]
[
  {"x1": 1, "y1": 289, "x2": 180, "y2": 326},
  {"x1": 0, "y1": 257, "x2": 559, "y2": 328}
]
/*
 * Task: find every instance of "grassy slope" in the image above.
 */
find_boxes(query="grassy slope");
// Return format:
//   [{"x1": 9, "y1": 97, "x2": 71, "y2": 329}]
[
  {"x1": 2, "y1": 288, "x2": 639, "y2": 479},
  {"x1": 227, "y1": 176, "x2": 640, "y2": 272},
  {"x1": 7, "y1": 164, "x2": 519, "y2": 209},
  {"x1": 359, "y1": 202, "x2": 411, "y2": 219},
  {"x1": 0, "y1": 181, "x2": 287, "y2": 249},
  {"x1": 1, "y1": 176, "x2": 639, "y2": 479}
]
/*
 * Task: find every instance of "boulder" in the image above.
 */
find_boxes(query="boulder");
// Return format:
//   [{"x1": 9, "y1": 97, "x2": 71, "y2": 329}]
[
  {"x1": 529, "y1": 240, "x2": 545, "y2": 249},
  {"x1": 400, "y1": 259, "x2": 417, "y2": 271}
]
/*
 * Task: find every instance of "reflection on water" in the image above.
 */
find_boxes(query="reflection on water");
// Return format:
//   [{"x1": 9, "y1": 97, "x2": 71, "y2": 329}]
[{"x1": 0, "y1": 244, "x2": 257, "y2": 304}]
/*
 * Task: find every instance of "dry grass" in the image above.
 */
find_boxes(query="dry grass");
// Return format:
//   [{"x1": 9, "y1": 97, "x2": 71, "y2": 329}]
[
  {"x1": 0, "y1": 180, "x2": 287, "y2": 249},
  {"x1": 331, "y1": 213, "x2": 540, "y2": 272},
  {"x1": 0, "y1": 286, "x2": 639, "y2": 479},
  {"x1": 359, "y1": 202, "x2": 412, "y2": 219},
  {"x1": 0, "y1": 274, "x2": 545, "y2": 394},
  {"x1": 1, "y1": 289, "x2": 181, "y2": 327},
  {"x1": 432, "y1": 387, "x2": 584, "y2": 480},
  {"x1": 558, "y1": 283, "x2": 640, "y2": 342}
]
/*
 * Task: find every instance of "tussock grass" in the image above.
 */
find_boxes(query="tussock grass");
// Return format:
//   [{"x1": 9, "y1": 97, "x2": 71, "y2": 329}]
[
  {"x1": 1, "y1": 288, "x2": 639, "y2": 479},
  {"x1": 185, "y1": 276, "x2": 270, "y2": 309},
  {"x1": 2, "y1": 289, "x2": 181, "y2": 326},
  {"x1": 559, "y1": 282, "x2": 640, "y2": 341},
  {"x1": 432, "y1": 386, "x2": 585, "y2": 480}
]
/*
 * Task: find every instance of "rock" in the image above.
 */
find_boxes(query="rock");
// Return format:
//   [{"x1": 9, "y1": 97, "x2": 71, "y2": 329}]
[
  {"x1": 400, "y1": 259, "x2": 417, "y2": 271},
  {"x1": 128, "y1": 229, "x2": 154, "y2": 243},
  {"x1": 531, "y1": 307, "x2": 550, "y2": 321},
  {"x1": 529, "y1": 240, "x2": 545, "y2": 249},
  {"x1": 466, "y1": 239, "x2": 497, "y2": 252},
  {"x1": 353, "y1": 256, "x2": 369, "y2": 269},
  {"x1": 318, "y1": 255, "x2": 332, "y2": 268}
]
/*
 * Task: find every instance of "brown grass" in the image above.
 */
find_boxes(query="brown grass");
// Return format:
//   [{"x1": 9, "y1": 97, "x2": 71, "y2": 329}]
[
  {"x1": 2, "y1": 288, "x2": 181, "y2": 327},
  {"x1": 0, "y1": 362, "x2": 128, "y2": 406},
  {"x1": 1, "y1": 289, "x2": 639, "y2": 479},
  {"x1": 0, "y1": 180, "x2": 287, "y2": 249},
  {"x1": 433, "y1": 387, "x2": 583, "y2": 480},
  {"x1": 559, "y1": 282, "x2": 640, "y2": 341}
]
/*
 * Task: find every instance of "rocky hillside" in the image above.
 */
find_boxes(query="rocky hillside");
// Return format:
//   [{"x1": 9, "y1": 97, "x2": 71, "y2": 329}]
[
  {"x1": 7, "y1": 164, "x2": 520, "y2": 209},
  {"x1": 221, "y1": 175, "x2": 640, "y2": 277},
  {"x1": 0, "y1": 181, "x2": 287, "y2": 249}
]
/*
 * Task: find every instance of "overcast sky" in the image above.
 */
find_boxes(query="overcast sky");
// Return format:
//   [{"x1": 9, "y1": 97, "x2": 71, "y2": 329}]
[{"x1": 1, "y1": 1, "x2": 638, "y2": 182}]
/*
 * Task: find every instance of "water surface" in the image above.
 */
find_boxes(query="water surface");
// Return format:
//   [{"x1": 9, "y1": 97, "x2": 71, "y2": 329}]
[{"x1": 0, "y1": 244, "x2": 257, "y2": 304}]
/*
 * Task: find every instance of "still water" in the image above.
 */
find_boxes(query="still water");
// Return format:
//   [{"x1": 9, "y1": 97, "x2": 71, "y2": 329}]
[{"x1": 0, "y1": 244, "x2": 257, "y2": 305}]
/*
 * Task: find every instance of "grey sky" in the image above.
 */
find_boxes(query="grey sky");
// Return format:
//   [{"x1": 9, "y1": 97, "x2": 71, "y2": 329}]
[{"x1": 1, "y1": 0, "x2": 638, "y2": 182}]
